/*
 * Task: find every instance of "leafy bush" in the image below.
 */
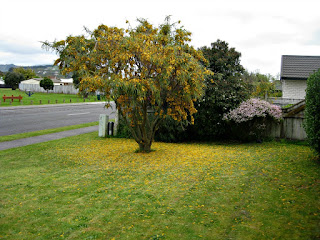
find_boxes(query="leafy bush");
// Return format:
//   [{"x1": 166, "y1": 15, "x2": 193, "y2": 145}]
[
  {"x1": 304, "y1": 69, "x2": 320, "y2": 155},
  {"x1": 223, "y1": 98, "x2": 282, "y2": 123},
  {"x1": 155, "y1": 116, "x2": 189, "y2": 143},
  {"x1": 223, "y1": 98, "x2": 282, "y2": 141}
]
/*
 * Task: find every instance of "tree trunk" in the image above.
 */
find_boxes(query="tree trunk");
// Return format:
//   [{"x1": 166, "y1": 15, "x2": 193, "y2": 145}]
[
  {"x1": 118, "y1": 106, "x2": 161, "y2": 153},
  {"x1": 138, "y1": 141, "x2": 152, "y2": 153}
]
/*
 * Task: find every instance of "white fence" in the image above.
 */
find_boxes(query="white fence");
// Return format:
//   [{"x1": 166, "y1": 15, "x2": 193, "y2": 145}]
[{"x1": 19, "y1": 83, "x2": 79, "y2": 94}]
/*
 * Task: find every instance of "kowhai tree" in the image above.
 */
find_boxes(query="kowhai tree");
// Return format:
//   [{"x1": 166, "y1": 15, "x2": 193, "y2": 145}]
[{"x1": 44, "y1": 18, "x2": 210, "y2": 152}]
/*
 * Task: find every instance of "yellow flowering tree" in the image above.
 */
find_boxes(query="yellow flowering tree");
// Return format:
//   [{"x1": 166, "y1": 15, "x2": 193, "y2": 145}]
[{"x1": 44, "y1": 18, "x2": 210, "y2": 152}]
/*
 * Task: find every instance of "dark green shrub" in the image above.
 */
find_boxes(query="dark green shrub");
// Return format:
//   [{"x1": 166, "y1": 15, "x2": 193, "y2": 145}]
[
  {"x1": 115, "y1": 115, "x2": 132, "y2": 138},
  {"x1": 155, "y1": 117, "x2": 189, "y2": 143},
  {"x1": 304, "y1": 69, "x2": 320, "y2": 155},
  {"x1": 187, "y1": 40, "x2": 251, "y2": 140}
]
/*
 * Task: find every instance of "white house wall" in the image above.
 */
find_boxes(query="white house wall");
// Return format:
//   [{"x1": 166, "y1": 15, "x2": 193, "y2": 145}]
[{"x1": 282, "y1": 79, "x2": 307, "y2": 99}]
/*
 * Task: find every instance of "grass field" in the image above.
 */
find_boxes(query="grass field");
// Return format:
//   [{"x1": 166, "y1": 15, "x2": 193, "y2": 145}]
[
  {"x1": 0, "y1": 88, "x2": 103, "y2": 107},
  {"x1": 0, "y1": 134, "x2": 319, "y2": 239}
]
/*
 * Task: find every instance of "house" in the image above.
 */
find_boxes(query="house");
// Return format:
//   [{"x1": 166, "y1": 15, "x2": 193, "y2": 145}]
[
  {"x1": 281, "y1": 55, "x2": 320, "y2": 100},
  {"x1": 20, "y1": 78, "x2": 62, "y2": 86},
  {"x1": 52, "y1": 79, "x2": 63, "y2": 86},
  {"x1": 0, "y1": 78, "x2": 7, "y2": 88},
  {"x1": 266, "y1": 55, "x2": 320, "y2": 140},
  {"x1": 20, "y1": 78, "x2": 43, "y2": 85},
  {"x1": 60, "y1": 78, "x2": 73, "y2": 85}
]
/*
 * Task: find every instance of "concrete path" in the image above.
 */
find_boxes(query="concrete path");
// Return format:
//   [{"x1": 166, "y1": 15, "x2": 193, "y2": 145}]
[{"x1": 0, "y1": 125, "x2": 98, "y2": 151}]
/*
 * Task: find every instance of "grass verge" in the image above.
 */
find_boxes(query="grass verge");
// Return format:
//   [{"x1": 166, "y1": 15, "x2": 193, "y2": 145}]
[
  {"x1": 0, "y1": 88, "x2": 104, "y2": 107},
  {"x1": 0, "y1": 122, "x2": 99, "y2": 142},
  {"x1": 0, "y1": 134, "x2": 319, "y2": 239}
]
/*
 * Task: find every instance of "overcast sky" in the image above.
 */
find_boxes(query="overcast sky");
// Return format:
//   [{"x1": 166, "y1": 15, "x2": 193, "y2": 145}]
[{"x1": 0, "y1": 0, "x2": 319, "y2": 77}]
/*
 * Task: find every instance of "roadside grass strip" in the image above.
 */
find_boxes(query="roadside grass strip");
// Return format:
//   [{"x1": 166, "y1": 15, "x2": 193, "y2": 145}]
[
  {"x1": 0, "y1": 133, "x2": 319, "y2": 239},
  {"x1": 0, "y1": 122, "x2": 99, "y2": 142}
]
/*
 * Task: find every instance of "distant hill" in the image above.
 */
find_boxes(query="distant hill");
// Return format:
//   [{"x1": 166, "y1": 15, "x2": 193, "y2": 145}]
[
  {"x1": 0, "y1": 64, "x2": 68, "y2": 78},
  {"x1": 27, "y1": 65, "x2": 62, "y2": 78},
  {"x1": 0, "y1": 64, "x2": 16, "y2": 72}
]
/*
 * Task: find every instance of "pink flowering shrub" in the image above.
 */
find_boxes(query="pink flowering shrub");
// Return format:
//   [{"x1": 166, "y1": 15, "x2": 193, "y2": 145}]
[
  {"x1": 223, "y1": 98, "x2": 282, "y2": 123},
  {"x1": 223, "y1": 98, "x2": 282, "y2": 141}
]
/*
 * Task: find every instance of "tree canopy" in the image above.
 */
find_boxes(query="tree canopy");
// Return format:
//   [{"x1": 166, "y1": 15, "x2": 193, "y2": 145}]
[
  {"x1": 189, "y1": 39, "x2": 250, "y2": 140},
  {"x1": 13, "y1": 67, "x2": 37, "y2": 80},
  {"x1": 242, "y1": 71, "x2": 277, "y2": 98},
  {"x1": 4, "y1": 71, "x2": 25, "y2": 90},
  {"x1": 44, "y1": 18, "x2": 211, "y2": 152},
  {"x1": 40, "y1": 77, "x2": 54, "y2": 93}
]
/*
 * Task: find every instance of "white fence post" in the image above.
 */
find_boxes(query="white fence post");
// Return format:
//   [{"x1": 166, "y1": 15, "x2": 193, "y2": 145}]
[{"x1": 99, "y1": 114, "x2": 109, "y2": 137}]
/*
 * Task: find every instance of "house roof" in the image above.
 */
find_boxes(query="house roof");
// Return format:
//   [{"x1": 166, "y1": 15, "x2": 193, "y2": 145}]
[
  {"x1": 22, "y1": 78, "x2": 61, "y2": 83},
  {"x1": 21, "y1": 79, "x2": 41, "y2": 84},
  {"x1": 281, "y1": 55, "x2": 320, "y2": 80},
  {"x1": 52, "y1": 79, "x2": 61, "y2": 83}
]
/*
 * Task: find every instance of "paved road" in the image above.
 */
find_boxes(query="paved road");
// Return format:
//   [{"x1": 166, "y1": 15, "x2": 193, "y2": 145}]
[{"x1": 0, "y1": 102, "x2": 116, "y2": 136}]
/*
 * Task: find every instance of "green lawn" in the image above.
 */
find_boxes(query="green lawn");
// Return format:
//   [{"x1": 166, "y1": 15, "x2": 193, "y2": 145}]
[
  {"x1": 0, "y1": 134, "x2": 319, "y2": 239},
  {"x1": 0, "y1": 88, "x2": 103, "y2": 107}
]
